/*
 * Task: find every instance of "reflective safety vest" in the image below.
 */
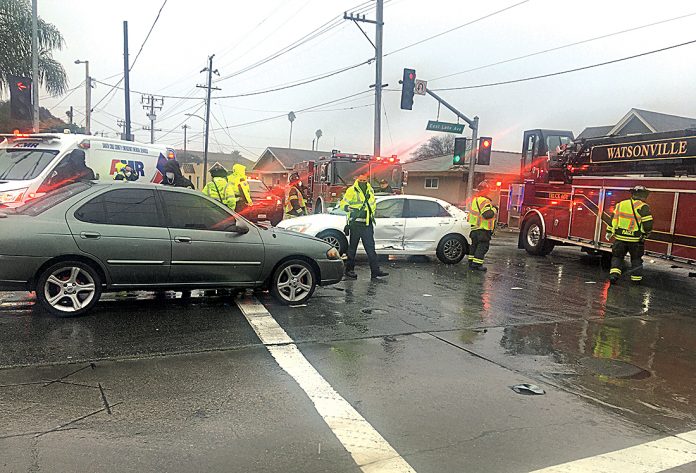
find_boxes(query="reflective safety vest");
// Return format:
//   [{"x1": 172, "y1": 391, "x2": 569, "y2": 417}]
[
  {"x1": 228, "y1": 164, "x2": 252, "y2": 205},
  {"x1": 202, "y1": 177, "x2": 236, "y2": 209},
  {"x1": 285, "y1": 186, "x2": 307, "y2": 217},
  {"x1": 610, "y1": 199, "x2": 653, "y2": 242},
  {"x1": 468, "y1": 196, "x2": 496, "y2": 231},
  {"x1": 339, "y1": 180, "x2": 376, "y2": 226}
]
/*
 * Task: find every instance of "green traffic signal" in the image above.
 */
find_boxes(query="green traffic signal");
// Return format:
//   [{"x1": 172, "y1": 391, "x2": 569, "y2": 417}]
[{"x1": 453, "y1": 155, "x2": 462, "y2": 164}]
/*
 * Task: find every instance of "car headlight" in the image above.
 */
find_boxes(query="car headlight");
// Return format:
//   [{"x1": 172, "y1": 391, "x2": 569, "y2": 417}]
[
  {"x1": 326, "y1": 247, "x2": 341, "y2": 260},
  {"x1": 0, "y1": 188, "x2": 27, "y2": 204},
  {"x1": 286, "y1": 224, "x2": 311, "y2": 233}
]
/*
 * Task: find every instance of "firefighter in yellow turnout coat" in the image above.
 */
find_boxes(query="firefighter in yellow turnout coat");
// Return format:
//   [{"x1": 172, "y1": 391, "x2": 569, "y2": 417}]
[
  {"x1": 468, "y1": 181, "x2": 498, "y2": 271},
  {"x1": 607, "y1": 186, "x2": 653, "y2": 284}
]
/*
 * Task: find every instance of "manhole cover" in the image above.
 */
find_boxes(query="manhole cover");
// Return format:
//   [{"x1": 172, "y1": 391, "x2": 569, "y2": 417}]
[{"x1": 579, "y1": 357, "x2": 651, "y2": 380}]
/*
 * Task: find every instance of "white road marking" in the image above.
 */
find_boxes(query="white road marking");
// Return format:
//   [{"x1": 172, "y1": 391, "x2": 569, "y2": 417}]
[
  {"x1": 237, "y1": 297, "x2": 416, "y2": 473},
  {"x1": 529, "y1": 429, "x2": 696, "y2": 472}
]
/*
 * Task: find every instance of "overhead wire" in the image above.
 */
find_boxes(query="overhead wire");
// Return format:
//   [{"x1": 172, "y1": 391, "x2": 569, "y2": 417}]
[
  {"x1": 431, "y1": 38, "x2": 696, "y2": 91},
  {"x1": 430, "y1": 10, "x2": 696, "y2": 82}
]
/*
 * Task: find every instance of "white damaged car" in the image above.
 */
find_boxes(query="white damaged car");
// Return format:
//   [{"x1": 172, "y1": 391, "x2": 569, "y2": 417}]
[{"x1": 277, "y1": 194, "x2": 471, "y2": 264}]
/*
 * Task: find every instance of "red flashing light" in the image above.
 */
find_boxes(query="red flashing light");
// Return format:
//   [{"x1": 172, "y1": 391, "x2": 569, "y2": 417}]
[
  {"x1": 12, "y1": 129, "x2": 30, "y2": 138},
  {"x1": 375, "y1": 156, "x2": 382, "y2": 161},
  {"x1": 551, "y1": 200, "x2": 559, "y2": 205},
  {"x1": 388, "y1": 157, "x2": 395, "y2": 163},
  {"x1": 496, "y1": 181, "x2": 502, "y2": 187}
]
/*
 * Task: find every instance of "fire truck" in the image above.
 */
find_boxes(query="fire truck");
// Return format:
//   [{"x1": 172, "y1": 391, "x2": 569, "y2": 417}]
[
  {"x1": 292, "y1": 150, "x2": 406, "y2": 213},
  {"x1": 502, "y1": 128, "x2": 696, "y2": 266}
]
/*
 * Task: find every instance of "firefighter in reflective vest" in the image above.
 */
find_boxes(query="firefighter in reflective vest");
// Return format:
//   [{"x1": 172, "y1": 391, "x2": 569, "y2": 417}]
[
  {"x1": 228, "y1": 164, "x2": 253, "y2": 214},
  {"x1": 468, "y1": 180, "x2": 498, "y2": 271},
  {"x1": 202, "y1": 168, "x2": 236, "y2": 209},
  {"x1": 339, "y1": 174, "x2": 388, "y2": 280},
  {"x1": 113, "y1": 162, "x2": 139, "y2": 182},
  {"x1": 607, "y1": 185, "x2": 653, "y2": 284},
  {"x1": 285, "y1": 172, "x2": 307, "y2": 218}
]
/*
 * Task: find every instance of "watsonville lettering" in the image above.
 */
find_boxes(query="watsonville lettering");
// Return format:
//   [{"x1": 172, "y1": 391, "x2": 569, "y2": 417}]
[{"x1": 604, "y1": 140, "x2": 687, "y2": 160}]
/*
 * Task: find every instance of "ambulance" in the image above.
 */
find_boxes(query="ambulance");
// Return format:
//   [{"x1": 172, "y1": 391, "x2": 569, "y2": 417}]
[{"x1": 0, "y1": 132, "x2": 176, "y2": 207}]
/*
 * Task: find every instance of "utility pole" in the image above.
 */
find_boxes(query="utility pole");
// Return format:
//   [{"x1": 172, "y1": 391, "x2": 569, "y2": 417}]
[
  {"x1": 141, "y1": 95, "x2": 163, "y2": 144},
  {"x1": 66, "y1": 106, "x2": 73, "y2": 125},
  {"x1": 75, "y1": 60, "x2": 91, "y2": 134},
  {"x1": 117, "y1": 119, "x2": 126, "y2": 137},
  {"x1": 31, "y1": 0, "x2": 39, "y2": 132},
  {"x1": 344, "y1": 0, "x2": 383, "y2": 157},
  {"x1": 123, "y1": 21, "x2": 132, "y2": 141},
  {"x1": 196, "y1": 55, "x2": 220, "y2": 186},
  {"x1": 182, "y1": 124, "x2": 189, "y2": 152}
]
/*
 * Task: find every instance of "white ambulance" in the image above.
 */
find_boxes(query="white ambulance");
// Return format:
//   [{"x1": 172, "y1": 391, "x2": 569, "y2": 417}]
[{"x1": 0, "y1": 132, "x2": 176, "y2": 207}]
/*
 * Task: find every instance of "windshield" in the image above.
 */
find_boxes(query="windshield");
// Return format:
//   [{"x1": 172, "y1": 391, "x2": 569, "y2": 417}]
[
  {"x1": 248, "y1": 180, "x2": 268, "y2": 195},
  {"x1": 0, "y1": 149, "x2": 59, "y2": 180},
  {"x1": 13, "y1": 182, "x2": 92, "y2": 216},
  {"x1": 370, "y1": 164, "x2": 402, "y2": 189},
  {"x1": 332, "y1": 161, "x2": 366, "y2": 186}
]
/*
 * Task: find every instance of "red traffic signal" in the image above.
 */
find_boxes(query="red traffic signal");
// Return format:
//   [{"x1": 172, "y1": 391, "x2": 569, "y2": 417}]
[
  {"x1": 481, "y1": 139, "x2": 491, "y2": 148},
  {"x1": 400, "y1": 68, "x2": 416, "y2": 110},
  {"x1": 8, "y1": 75, "x2": 32, "y2": 121},
  {"x1": 477, "y1": 137, "x2": 493, "y2": 166}
]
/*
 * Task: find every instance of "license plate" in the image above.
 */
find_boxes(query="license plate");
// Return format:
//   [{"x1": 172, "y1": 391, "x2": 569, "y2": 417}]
[{"x1": 257, "y1": 214, "x2": 267, "y2": 219}]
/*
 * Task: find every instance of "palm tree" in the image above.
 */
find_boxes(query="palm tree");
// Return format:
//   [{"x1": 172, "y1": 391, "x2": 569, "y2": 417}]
[{"x1": 0, "y1": 0, "x2": 68, "y2": 96}]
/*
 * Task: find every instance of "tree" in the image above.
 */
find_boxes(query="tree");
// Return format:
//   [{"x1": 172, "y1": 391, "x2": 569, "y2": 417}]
[
  {"x1": 412, "y1": 135, "x2": 456, "y2": 160},
  {"x1": 0, "y1": 0, "x2": 68, "y2": 97},
  {"x1": 0, "y1": 100, "x2": 72, "y2": 132}
]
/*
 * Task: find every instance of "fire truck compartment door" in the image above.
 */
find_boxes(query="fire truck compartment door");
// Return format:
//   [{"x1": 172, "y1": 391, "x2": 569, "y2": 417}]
[{"x1": 373, "y1": 198, "x2": 405, "y2": 251}]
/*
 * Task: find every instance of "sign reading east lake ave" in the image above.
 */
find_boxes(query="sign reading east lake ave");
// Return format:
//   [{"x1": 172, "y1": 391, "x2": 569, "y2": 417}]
[{"x1": 426, "y1": 120, "x2": 465, "y2": 134}]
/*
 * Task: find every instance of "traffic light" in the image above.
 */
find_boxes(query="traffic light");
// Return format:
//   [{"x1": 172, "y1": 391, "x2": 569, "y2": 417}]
[
  {"x1": 477, "y1": 137, "x2": 492, "y2": 165},
  {"x1": 400, "y1": 68, "x2": 416, "y2": 110},
  {"x1": 8, "y1": 75, "x2": 33, "y2": 121},
  {"x1": 453, "y1": 137, "x2": 467, "y2": 165}
]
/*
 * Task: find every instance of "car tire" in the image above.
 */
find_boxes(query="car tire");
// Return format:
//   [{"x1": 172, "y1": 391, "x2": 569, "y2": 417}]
[
  {"x1": 436, "y1": 234, "x2": 467, "y2": 264},
  {"x1": 317, "y1": 229, "x2": 348, "y2": 255},
  {"x1": 36, "y1": 261, "x2": 102, "y2": 317},
  {"x1": 271, "y1": 259, "x2": 317, "y2": 305},
  {"x1": 522, "y1": 217, "x2": 555, "y2": 256}
]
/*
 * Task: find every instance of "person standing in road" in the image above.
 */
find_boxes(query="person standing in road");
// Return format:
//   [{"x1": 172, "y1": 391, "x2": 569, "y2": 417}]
[
  {"x1": 468, "y1": 180, "x2": 498, "y2": 271},
  {"x1": 161, "y1": 159, "x2": 194, "y2": 189},
  {"x1": 607, "y1": 185, "x2": 653, "y2": 284},
  {"x1": 284, "y1": 172, "x2": 308, "y2": 218},
  {"x1": 340, "y1": 173, "x2": 389, "y2": 280},
  {"x1": 113, "y1": 162, "x2": 139, "y2": 182},
  {"x1": 228, "y1": 164, "x2": 253, "y2": 214},
  {"x1": 202, "y1": 168, "x2": 236, "y2": 210}
]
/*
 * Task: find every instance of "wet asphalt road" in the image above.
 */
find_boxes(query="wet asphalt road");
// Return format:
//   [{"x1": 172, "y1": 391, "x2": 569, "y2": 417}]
[{"x1": 1, "y1": 231, "x2": 696, "y2": 472}]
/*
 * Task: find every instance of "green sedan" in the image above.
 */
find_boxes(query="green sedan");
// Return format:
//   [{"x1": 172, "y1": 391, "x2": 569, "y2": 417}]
[{"x1": 0, "y1": 182, "x2": 344, "y2": 316}]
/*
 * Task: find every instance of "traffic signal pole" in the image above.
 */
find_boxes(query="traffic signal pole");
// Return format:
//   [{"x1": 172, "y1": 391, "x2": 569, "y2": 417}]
[
  {"x1": 31, "y1": 0, "x2": 39, "y2": 132},
  {"x1": 424, "y1": 89, "x2": 479, "y2": 205}
]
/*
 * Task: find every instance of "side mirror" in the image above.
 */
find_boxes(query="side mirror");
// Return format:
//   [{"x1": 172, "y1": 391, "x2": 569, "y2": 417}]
[{"x1": 227, "y1": 223, "x2": 249, "y2": 235}]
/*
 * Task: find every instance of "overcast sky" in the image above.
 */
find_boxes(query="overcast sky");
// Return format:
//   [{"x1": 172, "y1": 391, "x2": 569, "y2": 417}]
[{"x1": 38, "y1": 0, "x2": 696, "y2": 159}]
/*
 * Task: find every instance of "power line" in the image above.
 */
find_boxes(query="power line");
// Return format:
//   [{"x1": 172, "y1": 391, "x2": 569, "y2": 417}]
[
  {"x1": 430, "y1": 10, "x2": 696, "y2": 82},
  {"x1": 432, "y1": 38, "x2": 696, "y2": 91},
  {"x1": 129, "y1": 0, "x2": 169, "y2": 72},
  {"x1": 384, "y1": 0, "x2": 529, "y2": 57}
]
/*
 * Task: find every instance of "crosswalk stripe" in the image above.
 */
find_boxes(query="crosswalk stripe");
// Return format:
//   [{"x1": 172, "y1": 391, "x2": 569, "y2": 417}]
[
  {"x1": 237, "y1": 297, "x2": 416, "y2": 473},
  {"x1": 529, "y1": 429, "x2": 696, "y2": 472}
]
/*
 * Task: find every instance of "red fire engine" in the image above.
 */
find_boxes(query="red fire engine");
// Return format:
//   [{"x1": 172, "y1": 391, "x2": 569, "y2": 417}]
[
  {"x1": 501, "y1": 128, "x2": 696, "y2": 266},
  {"x1": 292, "y1": 150, "x2": 406, "y2": 213}
]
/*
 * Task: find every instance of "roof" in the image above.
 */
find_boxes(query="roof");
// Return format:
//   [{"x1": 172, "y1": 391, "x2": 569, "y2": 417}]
[
  {"x1": 180, "y1": 163, "x2": 195, "y2": 174},
  {"x1": 175, "y1": 149, "x2": 254, "y2": 169},
  {"x1": 621, "y1": 108, "x2": 696, "y2": 134},
  {"x1": 577, "y1": 126, "x2": 613, "y2": 140},
  {"x1": 254, "y1": 147, "x2": 332, "y2": 170},
  {"x1": 403, "y1": 150, "x2": 521, "y2": 176}
]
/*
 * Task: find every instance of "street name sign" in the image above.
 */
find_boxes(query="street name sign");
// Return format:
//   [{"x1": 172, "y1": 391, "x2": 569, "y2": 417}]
[{"x1": 426, "y1": 120, "x2": 465, "y2": 134}]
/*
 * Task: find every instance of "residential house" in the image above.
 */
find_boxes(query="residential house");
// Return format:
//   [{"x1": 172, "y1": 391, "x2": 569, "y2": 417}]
[
  {"x1": 252, "y1": 147, "x2": 331, "y2": 187},
  {"x1": 577, "y1": 108, "x2": 696, "y2": 139},
  {"x1": 402, "y1": 150, "x2": 521, "y2": 207}
]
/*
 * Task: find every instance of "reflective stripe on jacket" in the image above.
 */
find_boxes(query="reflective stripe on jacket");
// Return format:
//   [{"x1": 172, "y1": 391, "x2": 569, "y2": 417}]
[
  {"x1": 468, "y1": 196, "x2": 496, "y2": 231},
  {"x1": 339, "y1": 180, "x2": 376, "y2": 226},
  {"x1": 202, "y1": 177, "x2": 236, "y2": 209},
  {"x1": 285, "y1": 185, "x2": 307, "y2": 216},
  {"x1": 610, "y1": 198, "x2": 653, "y2": 242}
]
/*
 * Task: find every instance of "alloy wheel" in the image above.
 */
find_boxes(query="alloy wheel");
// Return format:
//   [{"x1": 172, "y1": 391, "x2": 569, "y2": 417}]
[
  {"x1": 443, "y1": 238, "x2": 464, "y2": 260},
  {"x1": 276, "y1": 264, "x2": 314, "y2": 303},
  {"x1": 43, "y1": 266, "x2": 96, "y2": 313}
]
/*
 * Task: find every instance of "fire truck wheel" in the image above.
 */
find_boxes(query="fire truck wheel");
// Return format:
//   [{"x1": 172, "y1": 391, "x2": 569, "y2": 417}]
[
  {"x1": 522, "y1": 217, "x2": 555, "y2": 256},
  {"x1": 436, "y1": 234, "x2": 468, "y2": 264},
  {"x1": 317, "y1": 230, "x2": 348, "y2": 255}
]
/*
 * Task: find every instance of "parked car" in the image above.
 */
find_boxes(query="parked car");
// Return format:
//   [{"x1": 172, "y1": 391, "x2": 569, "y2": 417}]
[
  {"x1": 243, "y1": 178, "x2": 284, "y2": 226},
  {"x1": 276, "y1": 195, "x2": 471, "y2": 264},
  {"x1": 0, "y1": 182, "x2": 343, "y2": 317}
]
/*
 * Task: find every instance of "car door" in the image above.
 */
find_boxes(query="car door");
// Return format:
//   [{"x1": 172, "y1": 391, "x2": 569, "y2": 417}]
[
  {"x1": 66, "y1": 188, "x2": 171, "y2": 285},
  {"x1": 161, "y1": 189, "x2": 264, "y2": 284},
  {"x1": 403, "y1": 198, "x2": 455, "y2": 252},
  {"x1": 373, "y1": 197, "x2": 405, "y2": 251}
]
